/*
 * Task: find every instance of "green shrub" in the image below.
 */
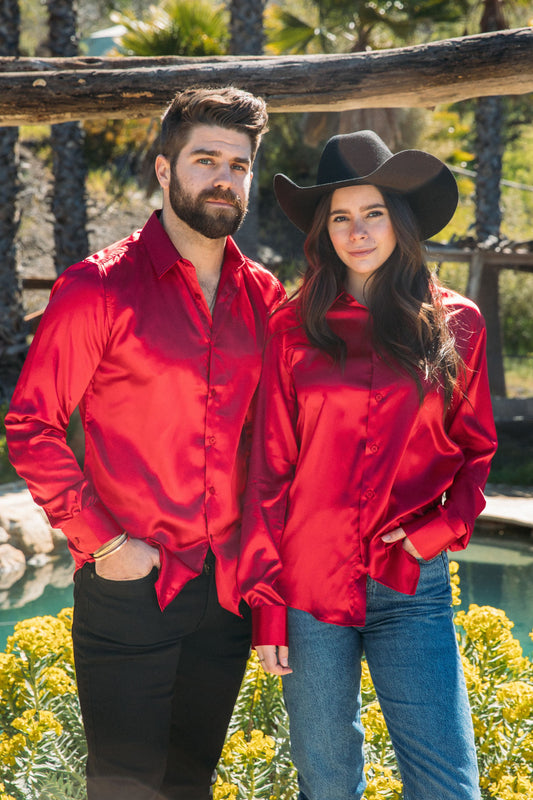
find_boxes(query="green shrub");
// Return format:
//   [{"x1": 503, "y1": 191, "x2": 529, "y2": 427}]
[{"x1": 1, "y1": 566, "x2": 532, "y2": 799}]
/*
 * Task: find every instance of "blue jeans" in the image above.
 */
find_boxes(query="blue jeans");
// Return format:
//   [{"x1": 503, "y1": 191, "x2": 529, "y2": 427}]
[{"x1": 282, "y1": 553, "x2": 480, "y2": 800}]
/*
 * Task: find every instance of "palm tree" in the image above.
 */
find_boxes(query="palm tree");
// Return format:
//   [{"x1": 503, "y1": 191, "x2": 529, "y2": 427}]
[
  {"x1": 110, "y1": 0, "x2": 229, "y2": 197},
  {"x1": 228, "y1": 0, "x2": 265, "y2": 54},
  {"x1": 47, "y1": 0, "x2": 89, "y2": 274},
  {"x1": 265, "y1": 0, "x2": 468, "y2": 149},
  {"x1": 111, "y1": 0, "x2": 228, "y2": 56},
  {"x1": 227, "y1": 0, "x2": 266, "y2": 260},
  {"x1": 466, "y1": 0, "x2": 508, "y2": 396},
  {"x1": 0, "y1": 0, "x2": 27, "y2": 401}
]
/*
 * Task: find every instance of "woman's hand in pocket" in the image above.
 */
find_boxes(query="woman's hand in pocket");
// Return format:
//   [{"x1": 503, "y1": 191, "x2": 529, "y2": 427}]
[{"x1": 381, "y1": 527, "x2": 422, "y2": 559}]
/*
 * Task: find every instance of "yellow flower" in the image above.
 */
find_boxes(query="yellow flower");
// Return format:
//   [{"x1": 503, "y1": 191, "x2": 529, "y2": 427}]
[
  {"x1": 364, "y1": 762, "x2": 403, "y2": 798},
  {"x1": 0, "y1": 732, "x2": 27, "y2": 767},
  {"x1": 0, "y1": 653, "x2": 22, "y2": 696},
  {"x1": 224, "y1": 728, "x2": 276, "y2": 764},
  {"x1": 57, "y1": 607, "x2": 74, "y2": 631},
  {"x1": 361, "y1": 702, "x2": 389, "y2": 741},
  {"x1": 40, "y1": 665, "x2": 77, "y2": 697},
  {"x1": 213, "y1": 776, "x2": 238, "y2": 800},
  {"x1": 471, "y1": 713, "x2": 487, "y2": 738},
  {"x1": 0, "y1": 782, "x2": 18, "y2": 800},
  {"x1": 455, "y1": 604, "x2": 514, "y2": 641},
  {"x1": 361, "y1": 660, "x2": 376, "y2": 700},
  {"x1": 449, "y1": 560, "x2": 461, "y2": 606},
  {"x1": 11, "y1": 709, "x2": 63, "y2": 744},
  {"x1": 455, "y1": 605, "x2": 525, "y2": 673},
  {"x1": 7, "y1": 615, "x2": 73, "y2": 663},
  {"x1": 497, "y1": 681, "x2": 533, "y2": 724},
  {"x1": 488, "y1": 773, "x2": 533, "y2": 799},
  {"x1": 460, "y1": 654, "x2": 483, "y2": 693}
]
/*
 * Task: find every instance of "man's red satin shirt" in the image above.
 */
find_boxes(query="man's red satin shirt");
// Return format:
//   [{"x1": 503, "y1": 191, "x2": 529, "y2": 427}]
[
  {"x1": 6, "y1": 211, "x2": 285, "y2": 613},
  {"x1": 237, "y1": 289, "x2": 498, "y2": 645}
]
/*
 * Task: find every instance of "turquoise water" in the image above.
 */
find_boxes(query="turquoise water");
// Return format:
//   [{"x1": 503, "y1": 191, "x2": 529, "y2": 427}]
[
  {"x1": 453, "y1": 530, "x2": 533, "y2": 658},
  {"x1": 1, "y1": 531, "x2": 532, "y2": 656},
  {"x1": 0, "y1": 573, "x2": 74, "y2": 650}
]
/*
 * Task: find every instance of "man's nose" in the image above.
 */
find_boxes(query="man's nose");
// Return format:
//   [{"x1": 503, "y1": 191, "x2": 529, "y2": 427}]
[{"x1": 213, "y1": 163, "x2": 233, "y2": 188}]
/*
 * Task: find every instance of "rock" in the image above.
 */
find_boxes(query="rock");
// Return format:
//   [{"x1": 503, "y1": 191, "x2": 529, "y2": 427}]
[
  {"x1": 0, "y1": 544, "x2": 26, "y2": 589},
  {"x1": 0, "y1": 481, "x2": 69, "y2": 559},
  {"x1": 3, "y1": 511, "x2": 55, "y2": 557}
]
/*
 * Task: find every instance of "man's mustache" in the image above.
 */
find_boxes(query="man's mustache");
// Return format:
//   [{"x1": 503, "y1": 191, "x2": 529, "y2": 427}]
[{"x1": 199, "y1": 187, "x2": 244, "y2": 212}]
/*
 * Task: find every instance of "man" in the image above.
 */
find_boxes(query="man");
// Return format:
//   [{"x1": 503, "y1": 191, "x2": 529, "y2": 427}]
[{"x1": 5, "y1": 86, "x2": 284, "y2": 800}]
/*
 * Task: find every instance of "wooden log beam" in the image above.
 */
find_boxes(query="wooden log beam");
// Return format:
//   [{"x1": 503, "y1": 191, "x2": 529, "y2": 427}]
[{"x1": 0, "y1": 28, "x2": 531, "y2": 126}]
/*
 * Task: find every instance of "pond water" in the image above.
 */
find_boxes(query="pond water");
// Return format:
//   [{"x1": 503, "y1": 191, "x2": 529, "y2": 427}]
[
  {"x1": 452, "y1": 527, "x2": 533, "y2": 658},
  {"x1": 1, "y1": 528, "x2": 532, "y2": 656}
]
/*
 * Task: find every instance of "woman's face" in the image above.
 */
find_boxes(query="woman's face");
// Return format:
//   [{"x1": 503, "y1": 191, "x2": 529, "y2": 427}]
[{"x1": 327, "y1": 184, "x2": 397, "y2": 300}]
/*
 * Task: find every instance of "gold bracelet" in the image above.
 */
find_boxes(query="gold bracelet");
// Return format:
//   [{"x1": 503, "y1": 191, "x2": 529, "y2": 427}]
[{"x1": 92, "y1": 533, "x2": 128, "y2": 560}]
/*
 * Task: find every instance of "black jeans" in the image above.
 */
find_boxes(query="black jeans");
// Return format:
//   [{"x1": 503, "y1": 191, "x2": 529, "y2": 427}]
[{"x1": 72, "y1": 552, "x2": 251, "y2": 800}]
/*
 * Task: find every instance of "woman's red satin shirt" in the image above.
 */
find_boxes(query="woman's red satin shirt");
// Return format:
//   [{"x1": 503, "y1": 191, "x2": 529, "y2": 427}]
[
  {"x1": 6, "y1": 211, "x2": 285, "y2": 613},
  {"x1": 237, "y1": 289, "x2": 498, "y2": 646}
]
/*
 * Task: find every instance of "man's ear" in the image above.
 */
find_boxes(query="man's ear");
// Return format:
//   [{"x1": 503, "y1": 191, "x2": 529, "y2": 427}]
[{"x1": 155, "y1": 154, "x2": 171, "y2": 189}]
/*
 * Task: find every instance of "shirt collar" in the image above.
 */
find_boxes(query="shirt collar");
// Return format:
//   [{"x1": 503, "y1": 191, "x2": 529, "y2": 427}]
[{"x1": 141, "y1": 210, "x2": 246, "y2": 280}]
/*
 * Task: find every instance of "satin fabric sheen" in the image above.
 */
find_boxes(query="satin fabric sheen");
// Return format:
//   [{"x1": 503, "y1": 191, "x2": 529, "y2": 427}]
[
  {"x1": 237, "y1": 290, "x2": 497, "y2": 645},
  {"x1": 6, "y1": 211, "x2": 284, "y2": 612}
]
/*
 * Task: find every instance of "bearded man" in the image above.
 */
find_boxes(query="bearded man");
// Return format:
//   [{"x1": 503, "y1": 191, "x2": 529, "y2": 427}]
[{"x1": 6, "y1": 86, "x2": 284, "y2": 800}]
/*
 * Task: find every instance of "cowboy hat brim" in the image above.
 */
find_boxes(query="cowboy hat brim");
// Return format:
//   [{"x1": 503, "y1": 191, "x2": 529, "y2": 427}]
[{"x1": 274, "y1": 149, "x2": 458, "y2": 241}]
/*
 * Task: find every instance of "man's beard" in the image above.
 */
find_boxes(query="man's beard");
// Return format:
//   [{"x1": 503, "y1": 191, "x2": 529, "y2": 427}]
[{"x1": 169, "y1": 172, "x2": 247, "y2": 239}]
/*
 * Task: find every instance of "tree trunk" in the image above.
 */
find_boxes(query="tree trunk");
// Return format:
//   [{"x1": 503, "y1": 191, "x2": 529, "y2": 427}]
[
  {"x1": 228, "y1": 0, "x2": 266, "y2": 261},
  {"x1": 0, "y1": 0, "x2": 26, "y2": 401},
  {"x1": 47, "y1": 0, "x2": 89, "y2": 274},
  {"x1": 467, "y1": 0, "x2": 508, "y2": 397},
  {"x1": 228, "y1": 0, "x2": 265, "y2": 54}
]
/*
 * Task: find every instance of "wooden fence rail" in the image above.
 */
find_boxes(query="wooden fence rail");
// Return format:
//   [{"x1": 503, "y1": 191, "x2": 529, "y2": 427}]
[{"x1": 0, "y1": 28, "x2": 531, "y2": 126}]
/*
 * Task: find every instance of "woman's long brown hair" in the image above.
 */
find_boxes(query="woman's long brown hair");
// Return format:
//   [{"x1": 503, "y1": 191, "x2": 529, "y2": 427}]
[{"x1": 294, "y1": 189, "x2": 464, "y2": 409}]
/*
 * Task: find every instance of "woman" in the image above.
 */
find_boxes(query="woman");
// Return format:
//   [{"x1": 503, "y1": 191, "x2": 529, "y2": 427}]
[{"x1": 238, "y1": 130, "x2": 497, "y2": 800}]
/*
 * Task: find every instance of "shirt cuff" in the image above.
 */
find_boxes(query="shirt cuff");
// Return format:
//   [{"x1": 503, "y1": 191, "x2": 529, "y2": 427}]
[
  {"x1": 60, "y1": 501, "x2": 124, "y2": 556},
  {"x1": 252, "y1": 605, "x2": 288, "y2": 647},
  {"x1": 402, "y1": 505, "x2": 468, "y2": 561}
]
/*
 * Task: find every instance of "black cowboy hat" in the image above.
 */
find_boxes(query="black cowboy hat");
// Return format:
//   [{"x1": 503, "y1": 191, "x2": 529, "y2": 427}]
[{"x1": 273, "y1": 130, "x2": 458, "y2": 241}]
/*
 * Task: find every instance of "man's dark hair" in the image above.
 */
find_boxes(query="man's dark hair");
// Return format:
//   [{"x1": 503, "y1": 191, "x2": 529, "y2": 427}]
[{"x1": 160, "y1": 86, "x2": 268, "y2": 165}]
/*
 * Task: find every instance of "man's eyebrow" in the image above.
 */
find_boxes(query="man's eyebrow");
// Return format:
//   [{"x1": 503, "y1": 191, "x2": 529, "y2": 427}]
[{"x1": 190, "y1": 148, "x2": 251, "y2": 164}]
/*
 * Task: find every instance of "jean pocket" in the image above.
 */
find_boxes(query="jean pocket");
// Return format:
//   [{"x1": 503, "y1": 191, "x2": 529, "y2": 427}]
[
  {"x1": 76, "y1": 564, "x2": 162, "y2": 646},
  {"x1": 93, "y1": 564, "x2": 158, "y2": 585}
]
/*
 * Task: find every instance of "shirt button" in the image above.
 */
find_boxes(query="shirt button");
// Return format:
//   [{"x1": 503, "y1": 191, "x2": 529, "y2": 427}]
[
  {"x1": 375, "y1": 393, "x2": 383, "y2": 402},
  {"x1": 370, "y1": 443, "x2": 379, "y2": 454},
  {"x1": 210, "y1": 388, "x2": 217, "y2": 398},
  {"x1": 208, "y1": 436, "x2": 216, "y2": 445},
  {"x1": 208, "y1": 486, "x2": 216, "y2": 495},
  {"x1": 364, "y1": 489, "x2": 375, "y2": 500}
]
